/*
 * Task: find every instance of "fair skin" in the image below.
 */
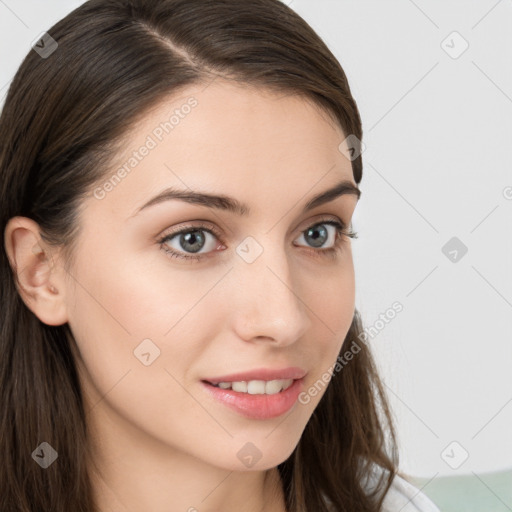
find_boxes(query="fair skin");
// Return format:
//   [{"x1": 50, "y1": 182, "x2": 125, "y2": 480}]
[{"x1": 4, "y1": 79, "x2": 359, "y2": 512}]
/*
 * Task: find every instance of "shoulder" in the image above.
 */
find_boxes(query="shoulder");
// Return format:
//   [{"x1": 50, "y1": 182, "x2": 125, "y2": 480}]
[
  {"x1": 360, "y1": 462, "x2": 441, "y2": 512},
  {"x1": 322, "y1": 462, "x2": 441, "y2": 512},
  {"x1": 380, "y1": 472, "x2": 441, "y2": 512}
]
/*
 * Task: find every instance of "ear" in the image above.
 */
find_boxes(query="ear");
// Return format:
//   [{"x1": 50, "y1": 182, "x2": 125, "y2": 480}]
[{"x1": 4, "y1": 216, "x2": 69, "y2": 326}]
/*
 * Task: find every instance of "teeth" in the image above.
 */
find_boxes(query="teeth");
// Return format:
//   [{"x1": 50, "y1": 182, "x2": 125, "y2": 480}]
[{"x1": 213, "y1": 379, "x2": 294, "y2": 395}]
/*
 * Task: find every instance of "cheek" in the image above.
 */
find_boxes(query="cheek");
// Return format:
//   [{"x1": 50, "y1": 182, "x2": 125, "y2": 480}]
[
  {"x1": 67, "y1": 231, "x2": 224, "y2": 340},
  {"x1": 299, "y1": 255, "x2": 355, "y2": 405},
  {"x1": 65, "y1": 237, "x2": 227, "y2": 389},
  {"x1": 307, "y1": 250, "x2": 355, "y2": 343},
  {"x1": 64, "y1": 243, "x2": 227, "y2": 447}
]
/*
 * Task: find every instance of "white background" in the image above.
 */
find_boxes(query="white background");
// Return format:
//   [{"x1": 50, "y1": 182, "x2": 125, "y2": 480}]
[{"x1": 1, "y1": 0, "x2": 511, "y2": 481}]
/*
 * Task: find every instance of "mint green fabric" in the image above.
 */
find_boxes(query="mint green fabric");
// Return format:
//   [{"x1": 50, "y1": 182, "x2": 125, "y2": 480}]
[{"x1": 409, "y1": 469, "x2": 512, "y2": 512}]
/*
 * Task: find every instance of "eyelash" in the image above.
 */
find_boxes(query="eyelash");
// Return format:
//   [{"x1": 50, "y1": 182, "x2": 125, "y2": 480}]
[{"x1": 157, "y1": 217, "x2": 358, "y2": 263}]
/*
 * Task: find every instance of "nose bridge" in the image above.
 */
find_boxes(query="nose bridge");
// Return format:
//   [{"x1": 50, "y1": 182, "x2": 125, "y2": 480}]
[{"x1": 230, "y1": 233, "x2": 311, "y2": 343}]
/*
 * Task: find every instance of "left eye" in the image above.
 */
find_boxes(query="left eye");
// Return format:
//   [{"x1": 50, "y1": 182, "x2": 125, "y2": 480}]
[{"x1": 294, "y1": 221, "x2": 341, "y2": 250}]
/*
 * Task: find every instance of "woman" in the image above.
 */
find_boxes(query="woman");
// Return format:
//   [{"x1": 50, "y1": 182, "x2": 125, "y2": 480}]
[{"x1": 0, "y1": 0, "x2": 441, "y2": 510}]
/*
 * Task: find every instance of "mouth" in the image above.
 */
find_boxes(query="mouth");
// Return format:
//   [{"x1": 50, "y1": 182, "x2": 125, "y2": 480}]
[{"x1": 200, "y1": 377, "x2": 305, "y2": 420}]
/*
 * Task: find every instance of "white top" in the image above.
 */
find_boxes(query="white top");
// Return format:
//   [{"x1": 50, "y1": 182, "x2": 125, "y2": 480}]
[
  {"x1": 381, "y1": 473, "x2": 441, "y2": 512},
  {"x1": 323, "y1": 463, "x2": 441, "y2": 511}
]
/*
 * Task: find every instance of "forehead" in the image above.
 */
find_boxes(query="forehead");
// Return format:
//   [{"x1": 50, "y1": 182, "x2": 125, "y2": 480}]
[
  {"x1": 89, "y1": 79, "x2": 355, "y2": 220},
  {"x1": 124, "y1": 80, "x2": 344, "y2": 149}
]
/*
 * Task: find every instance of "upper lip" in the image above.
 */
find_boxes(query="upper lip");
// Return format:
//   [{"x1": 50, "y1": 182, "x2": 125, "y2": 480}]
[{"x1": 202, "y1": 366, "x2": 307, "y2": 385}]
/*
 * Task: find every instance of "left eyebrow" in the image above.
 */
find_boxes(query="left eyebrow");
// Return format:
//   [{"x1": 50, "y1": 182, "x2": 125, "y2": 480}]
[
  {"x1": 130, "y1": 179, "x2": 361, "y2": 218},
  {"x1": 302, "y1": 180, "x2": 361, "y2": 212}
]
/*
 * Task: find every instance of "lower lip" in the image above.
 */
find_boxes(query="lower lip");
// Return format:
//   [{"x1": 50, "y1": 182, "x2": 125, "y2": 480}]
[{"x1": 201, "y1": 378, "x2": 303, "y2": 420}]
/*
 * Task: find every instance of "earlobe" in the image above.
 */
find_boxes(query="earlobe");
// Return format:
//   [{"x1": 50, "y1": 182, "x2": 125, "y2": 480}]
[{"x1": 4, "y1": 216, "x2": 69, "y2": 326}]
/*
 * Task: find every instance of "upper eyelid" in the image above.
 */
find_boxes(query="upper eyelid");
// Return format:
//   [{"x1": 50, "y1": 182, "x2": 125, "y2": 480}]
[{"x1": 160, "y1": 215, "x2": 346, "y2": 241}]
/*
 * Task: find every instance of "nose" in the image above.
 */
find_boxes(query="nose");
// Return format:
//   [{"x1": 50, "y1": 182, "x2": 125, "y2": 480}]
[{"x1": 229, "y1": 239, "x2": 312, "y2": 346}]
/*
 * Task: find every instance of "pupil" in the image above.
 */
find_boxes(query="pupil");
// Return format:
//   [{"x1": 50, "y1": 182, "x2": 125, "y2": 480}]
[
  {"x1": 306, "y1": 225, "x2": 327, "y2": 248},
  {"x1": 181, "y1": 230, "x2": 205, "y2": 253}
]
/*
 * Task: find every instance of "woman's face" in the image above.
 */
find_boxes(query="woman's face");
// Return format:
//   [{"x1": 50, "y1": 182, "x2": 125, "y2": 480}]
[{"x1": 63, "y1": 79, "x2": 359, "y2": 471}]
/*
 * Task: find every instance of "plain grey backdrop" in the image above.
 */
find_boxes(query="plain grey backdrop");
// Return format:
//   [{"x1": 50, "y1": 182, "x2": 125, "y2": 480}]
[{"x1": 1, "y1": 0, "x2": 511, "y2": 480}]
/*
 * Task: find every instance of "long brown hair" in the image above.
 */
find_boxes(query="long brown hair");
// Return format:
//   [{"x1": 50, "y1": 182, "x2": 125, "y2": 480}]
[{"x1": 0, "y1": 1, "x2": 400, "y2": 510}]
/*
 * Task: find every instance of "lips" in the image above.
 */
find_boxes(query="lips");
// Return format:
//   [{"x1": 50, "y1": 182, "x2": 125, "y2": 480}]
[
  {"x1": 202, "y1": 366, "x2": 307, "y2": 386},
  {"x1": 201, "y1": 377, "x2": 304, "y2": 420}
]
